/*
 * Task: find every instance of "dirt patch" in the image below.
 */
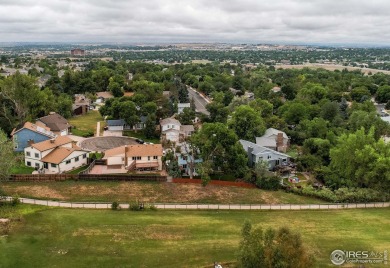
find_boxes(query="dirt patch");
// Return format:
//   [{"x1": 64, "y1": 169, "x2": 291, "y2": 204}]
[{"x1": 2, "y1": 185, "x2": 65, "y2": 200}]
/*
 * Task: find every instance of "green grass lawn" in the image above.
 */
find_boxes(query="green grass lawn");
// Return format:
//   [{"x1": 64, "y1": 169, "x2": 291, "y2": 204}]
[
  {"x1": 68, "y1": 110, "x2": 103, "y2": 136},
  {"x1": 123, "y1": 130, "x2": 161, "y2": 144},
  {"x1": 10, "y1": 165, "x2": 35, "y2": 175},
  {"x1": 1, "y1": 181, "x2": 324, "y2": 204},
  {"x1": 0, "y1": 207, "x2": 388, "y2": 267}
]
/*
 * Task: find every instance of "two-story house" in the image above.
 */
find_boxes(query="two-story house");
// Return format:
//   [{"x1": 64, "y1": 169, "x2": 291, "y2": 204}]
[
  {"x1": 240, "y1": 139, "x2": 290, "y2": 170},
  {"x1": 24, "y1": 136, "x2": 88, "y2": 173},
  {"x1": 103, "y1": 144, "x2": 163, "y2": 171},
  {"x1": 160, "y1": 118, "x2": 194, "y2": 143},
  {"x1": 36, "y1": 112, "x2": 71, "y2": 136},
  {"x1": 11, "y1": 122, "x2": 56, "y2": 152}
]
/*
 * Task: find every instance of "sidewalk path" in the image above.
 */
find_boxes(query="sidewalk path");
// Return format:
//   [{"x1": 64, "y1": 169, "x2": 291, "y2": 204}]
[{"x1": 5, "y1": 197, "x2": 390, "y2": 210}]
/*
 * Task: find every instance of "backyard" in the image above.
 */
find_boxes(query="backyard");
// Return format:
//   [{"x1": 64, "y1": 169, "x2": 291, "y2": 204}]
[
  {"x1": 68, "y1": 110, "x2": 103, "y2": 137},
  {"x1": 0, "y1": 206, "x2": 388, "y2": 267}
]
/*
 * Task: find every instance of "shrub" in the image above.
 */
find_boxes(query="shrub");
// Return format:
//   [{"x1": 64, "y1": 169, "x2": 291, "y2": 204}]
[
  {"x1": 111, "y1": 201, "x2": 120, "y2": 210},
  {"x1": 148, "y1": 204, "x2": 158, "y2": 211},
  {"x1": 129, "y1": 201, "x2": 142, "y2": 211},
  {"x1": 11, "y1": 196, "x2": 20, "y2": 206},
  {"x1": 256, "y1": 176, "x2": 281, "y2": 190}
]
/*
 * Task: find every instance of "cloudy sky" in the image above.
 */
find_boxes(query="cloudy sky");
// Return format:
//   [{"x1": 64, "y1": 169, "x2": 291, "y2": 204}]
[{"x1": 1, "y1": 0, "x2": 389, "y2": 45}]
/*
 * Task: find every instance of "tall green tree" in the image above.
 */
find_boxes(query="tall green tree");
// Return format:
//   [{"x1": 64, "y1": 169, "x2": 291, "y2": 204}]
[
  {"x1": 191, "y1": 122, "x2": 248, "y2": 177},
  {"x1": 229, "y1": 105, "x2": 265, "y2": 141},
  {"x1": 237, "y1": 221, "x2": 314, "y2": 268},
  {"x1": 0, "y1": 129, "x2": 16, "y2": 180},
  {"x1": 328, "y1": 128, "x2": 390, "y2": 189}
]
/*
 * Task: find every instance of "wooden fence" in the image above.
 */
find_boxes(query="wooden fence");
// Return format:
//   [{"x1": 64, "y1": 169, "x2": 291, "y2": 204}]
[
  {"x1": 9, "y1": 174, "x2": 167, "y2": 182},
  {"x1": 172, "y1": 178, "x2": 256, "y2": 188}
]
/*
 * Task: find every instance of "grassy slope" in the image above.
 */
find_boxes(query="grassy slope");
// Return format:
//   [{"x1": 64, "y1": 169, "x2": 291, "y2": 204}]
[
  {"x1": 0, "y1": 207, "x2": 388, "y2": 267},
  {"x1": 68, "y1": 110, "x2": 103, "y2": 136},
  {"x1": 2, "y1": 181, "x2": 324, "y2": 204}
]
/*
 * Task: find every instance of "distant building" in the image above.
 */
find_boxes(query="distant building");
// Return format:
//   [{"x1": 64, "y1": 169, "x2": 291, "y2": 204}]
[
  {"x1": 256, "y1": 128, "x2": 290, "y2": 153},
  {"x1": 160, "y1": 118, "x2": 194, "y2": 143},
  {"x1": 71, "y1": 48, "x2": 85, "y2": 57},
  {"x1": 178, "y1": 103, "x2": 191, "y2": 114}
]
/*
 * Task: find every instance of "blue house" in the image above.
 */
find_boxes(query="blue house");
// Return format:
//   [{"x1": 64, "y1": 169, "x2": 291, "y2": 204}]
[{"x1": 11, "y1": 122, "x2": 56, "y2": 152}]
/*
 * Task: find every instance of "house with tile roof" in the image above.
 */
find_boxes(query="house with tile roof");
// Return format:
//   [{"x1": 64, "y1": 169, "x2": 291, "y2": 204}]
[
  {"x1": 11, "y1": 122, "x2": 56, "y2": 152},
  {"x1": 240, "y1": 139, "x2": 290, "y2": 170},
  {"x1": 103, "y1": 144, "x2": 163, "y2": 171},
  {"x1": 36, "y1": 112, "x2": 71, "y2": 136},
  {"x1": 24, "y1": 136, "x2": 88, "y2": 174}
]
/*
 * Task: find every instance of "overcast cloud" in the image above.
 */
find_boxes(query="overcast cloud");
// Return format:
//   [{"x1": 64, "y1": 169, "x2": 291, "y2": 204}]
[{"x1": 1, "y1": 0, "x2": 389, "y2": 45}]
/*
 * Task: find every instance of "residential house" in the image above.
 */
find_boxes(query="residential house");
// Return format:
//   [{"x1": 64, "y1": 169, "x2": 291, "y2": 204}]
[
  {"x1": 178, "y1": 103, "x2": 191, "y2": 114},
  {"x1": 256, "y1": 128, "x2": 290, "y2": 153},
  {"x1": 240, "y1": 139, "x2": 290, "y2": 170},
  {"x1": 175, "y1": 143, "x2": 202, "y2": 176},
  {"x1": 160, "y1": 118, "x2": 194, "y2": 143},
  {"x1": 24, "y1": 136, "x2": 88, "y2": 173},
  {"x1": 96, "y1": 91, "x2": 114, "y2": 104},
  {"x1": 106, "y1": 116, "x2": 147, "y2": 132},
  {"x1": 73, "y1": 94, "x2": 90, "y2": 116},
  {"x1": 11, "y1": 122, "x2": 56, "y2": 152},
  {"x1": 103, "y1": 144, "x2": 163, "y2": 171},
  {"x1": 36, "y1": 112, "x2": 71, "y2": 136}
]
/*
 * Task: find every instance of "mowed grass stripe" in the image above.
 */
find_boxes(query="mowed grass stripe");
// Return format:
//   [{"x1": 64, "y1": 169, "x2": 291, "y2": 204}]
[{"x1": 0, "y1": 207, "x2": 388, "y2": 267}]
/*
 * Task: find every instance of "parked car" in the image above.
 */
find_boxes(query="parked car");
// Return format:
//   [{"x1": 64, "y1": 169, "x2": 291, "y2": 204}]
[{"x1": 135, "y1": 138, "x2": 144, "y2": 144}]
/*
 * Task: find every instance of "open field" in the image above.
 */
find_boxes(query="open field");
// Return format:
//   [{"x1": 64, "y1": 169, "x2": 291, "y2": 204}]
[
  {"x1": 276, "y1": 63, "x2": 390, "y2": 75},
  {"x1": 68, "y1": 110, "x2": 103, "y2": 137},
  {"x1": 1, "y1": 181, "x2": 324, "y2": 204},
  {"x1": 0, "y1": 206, "x2": 389, "y2": 267}
]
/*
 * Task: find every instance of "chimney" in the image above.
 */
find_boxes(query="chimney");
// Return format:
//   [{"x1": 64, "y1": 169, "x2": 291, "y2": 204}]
[
  {"x1": 276, "y1": 133, "x2": 283, "y2": 147},
  {"x1": 28, "y1": 139, "x2": 35, "y2": 146},
  {"x1": 124, "y1": 145, "x2": 128, "y2": 166},
  {"x1": 50, "y1": 139, "x2": 55, "y2": 144},
  {"x1": 248, "y1": 146, "x2": 254, "y2": 167}
]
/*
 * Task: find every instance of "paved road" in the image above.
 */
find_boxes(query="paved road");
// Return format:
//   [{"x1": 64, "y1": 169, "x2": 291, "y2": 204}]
[
  {"x1": 6, "y1": 197, "x2": 389, "y2": 210},
  {"x1": 187, "y1": 86, "x2": 210, "y2": 115}
]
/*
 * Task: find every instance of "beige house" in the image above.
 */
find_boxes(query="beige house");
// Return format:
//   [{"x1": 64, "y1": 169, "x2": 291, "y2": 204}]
[
  {"x1": 24, "y1": 136, "x2": 88, "y2": 174},
  {"x1": 103, "y1": 144, "x2": 163, "y2": 171},
  {"x1": 160, "y1": 118, "x2": 194, "y2": 143}
]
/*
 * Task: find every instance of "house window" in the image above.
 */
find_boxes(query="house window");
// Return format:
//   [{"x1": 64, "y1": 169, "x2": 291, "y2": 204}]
[
  {"x1": 27, "y1": 161, "x2": 31, "y2": 166},
  {"x1": 35, "y1": 153, "x2": 39, "y2": 158},
  {"x1": 267, "y1": 155, "x2": 271, "y2": 159},
  {"x1": 35, "y1": 163, "x2": 40, "y2": 169},
  {"x1": 83, "y1": 154, "x2": 87, "y2": 159},
  {"x1": 182, "y1": 156, "x2": 187, "y2": 161},
  {"x1": 75, "y1": 156, "x2": 79, "y2": 162},
  {"x1": 66, "y1": 160, "x2": 71, "y2": 164},
  {"x1": 148, "y1": 156, "x2": 150, "y2": 160},
  {"x1": 44, "y1": 163, "x2": 48, "y2": 169},
  {"x1": 183, "y1": 164, "x2": 187, "y2": 169},
  {"x1": 153, "y1": 156, "x2": 158, "y2": 160},
  {"x1": 132, "y1": 157, "x2": 136, "y2": 160},
  {"x1": 136, "y1": 156, "x2": 141, "y2": 160},
  {"x1": 26, "y1": 151, "x2": 31, "y2": 157},
  {"x1": 51, "y1": 163, "x2": 56, "y2": 168}
]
